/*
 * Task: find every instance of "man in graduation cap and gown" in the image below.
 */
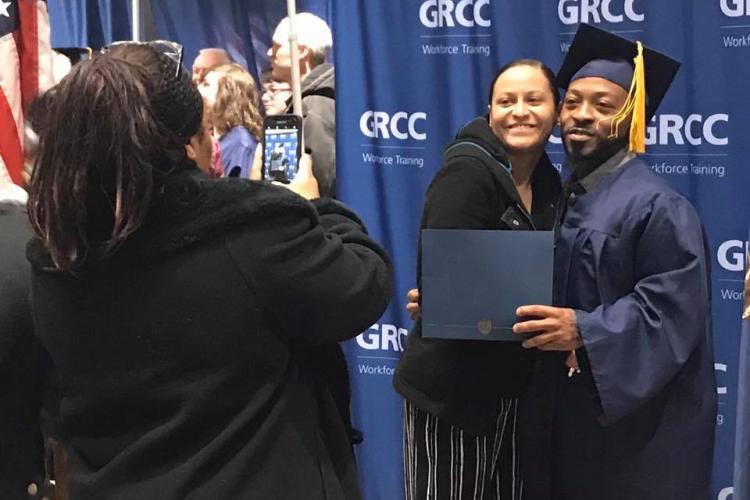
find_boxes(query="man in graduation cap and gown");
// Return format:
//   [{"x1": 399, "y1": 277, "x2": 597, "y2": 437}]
[{"x1": 513, "y1": 24, "x2": 717, "y2": 500}]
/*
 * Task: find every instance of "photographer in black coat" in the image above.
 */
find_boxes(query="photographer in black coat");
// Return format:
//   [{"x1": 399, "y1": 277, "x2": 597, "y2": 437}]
[{"x1": 24, "y1": 44, "x2": 391, "y2": 500}]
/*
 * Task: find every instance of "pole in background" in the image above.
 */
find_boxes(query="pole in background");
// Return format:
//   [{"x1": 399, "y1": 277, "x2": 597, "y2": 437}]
[
  {"x1": 132, "y1": 0, "x2": 140, "y2": 41},
  {"x1": 285, "y1": 0, "x2": 305, "y2": 153}
]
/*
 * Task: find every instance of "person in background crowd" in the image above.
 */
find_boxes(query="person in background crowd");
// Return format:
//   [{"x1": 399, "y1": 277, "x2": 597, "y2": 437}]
[
  {"x1": 209, "y1": 135, "x2": 225, "y2": 178},
  {"x1": 394, "y1": 59, "x2": 562, "y2": 500},
  {"x1": 24, "y1": 43, "x2": 392, "y2": 500},
  {"x1": 0, "y1": 186, "x2": 47, "y2": 500},
  {"x1": 268, "y1": 12, "x2": 336, "y2": 197},
  {"x1": 191, "y1": 47, "x2": 231, "y2": 84},
  {"x1": 514, "y1": 24, "x2": 716, "y2": 500},
  {"x1": 194, "y1": 92, "x2": 225, "y2": 179},
  {"x1": 261, "y1": 68, "x2": 293, "y2": 116},
  {"x1": 199, "y1": 62, "x2": 263, "y2": 178},
  {"x1": 187, "y1": 99, "x2": 214, "y2": 176}
]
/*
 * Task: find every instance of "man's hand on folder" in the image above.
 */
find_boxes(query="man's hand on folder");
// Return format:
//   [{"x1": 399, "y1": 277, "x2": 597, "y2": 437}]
[
  {"x1": 565, "y1": 351, "x2": 581, "y2": 377},
  {"x1": 406, "y1": 288, "x2": 421, "y2": 321},
  {"x1": 513, "y1": 305, "x2": 582, "y2": 351}
]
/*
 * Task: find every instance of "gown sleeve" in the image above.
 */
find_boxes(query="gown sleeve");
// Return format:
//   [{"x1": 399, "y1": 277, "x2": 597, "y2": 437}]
[{"x1": 574, "y1": 194, "x2": 711, "y2": 425}]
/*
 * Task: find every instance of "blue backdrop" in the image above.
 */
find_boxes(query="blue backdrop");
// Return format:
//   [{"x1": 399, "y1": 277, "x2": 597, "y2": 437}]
[
  {"x1": 48, "y1": 0, "x2": 133, "y2": 48},
  {"x1": 47, "y1": 1, "x2": 749, "y2": 499},
  {"x1": 333, "y1": 2, "x2": 750, "y2": 500}
]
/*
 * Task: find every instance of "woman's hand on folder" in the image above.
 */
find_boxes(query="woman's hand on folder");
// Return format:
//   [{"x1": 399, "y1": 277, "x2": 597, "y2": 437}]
[
  {"x1": 513, "y1": 305, "x2": 582, "y2": 351},
  {"x1": 406, "y1": 288, "x2": 421, "y2": 321}
]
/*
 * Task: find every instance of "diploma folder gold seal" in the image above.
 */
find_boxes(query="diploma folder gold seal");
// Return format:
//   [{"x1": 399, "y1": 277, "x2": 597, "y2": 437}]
[{"x1": 421, "y1": 229, "x2": 553, "y2": 341}]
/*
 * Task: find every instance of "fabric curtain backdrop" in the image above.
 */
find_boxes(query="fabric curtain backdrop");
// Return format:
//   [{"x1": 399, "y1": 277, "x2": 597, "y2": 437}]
[
  {"x1": 332, "y1": 2, "x2": 750, "y2": 499},
  {"x1": 48, "y1": 0, "x2": 132, "y2": 49}
]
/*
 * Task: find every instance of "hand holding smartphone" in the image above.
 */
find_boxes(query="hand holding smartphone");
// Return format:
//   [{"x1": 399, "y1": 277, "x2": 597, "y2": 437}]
[
  {"x1": 262, "y1": 114, "x2": 302, "y2": 183},
  {"x1": 284, "y1": 154, "x2": 319, "y2": 200}
]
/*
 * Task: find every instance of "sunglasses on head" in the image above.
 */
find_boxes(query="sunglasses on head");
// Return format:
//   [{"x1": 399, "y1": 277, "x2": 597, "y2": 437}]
[{"x1": 101, "y1": 40, "x2": 184, "y2": 79}]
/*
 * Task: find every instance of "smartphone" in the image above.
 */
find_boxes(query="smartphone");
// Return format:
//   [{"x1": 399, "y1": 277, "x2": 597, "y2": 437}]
[{"x1": 262, "y1": 114, "x2": 302, "y2": 183}]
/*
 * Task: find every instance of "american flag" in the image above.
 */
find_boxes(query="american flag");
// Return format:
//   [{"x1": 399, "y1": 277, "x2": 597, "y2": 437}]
[{"x1": 0, "y1": 0, "x2": 53, "y2": 187}]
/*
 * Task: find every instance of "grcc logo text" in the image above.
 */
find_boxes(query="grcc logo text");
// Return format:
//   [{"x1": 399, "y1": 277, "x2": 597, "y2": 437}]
[
  {"x1": 558, "y1": 0, "x2": 644, "y2": 24},
  {"x1": 717, "y1": 240, "x2": 747, "y2": 272},
  {"x1": 356, "y1": 324, "x2": 409, "y2": 352},
  {"x1": 715, "y1": 363, "x2": 729, "y2": 396},
  {"x1": 645, "y1": 114, "x2": 728, "y2": 146},
  {"x1": 360, "y1": 111, "x2": 428, "y2": 141},
  {"x1": 419, "y1": 0, "x2": 491, "y2": 28},
  {"x1": 721, "y1": 0, "x2": 750, "y2": 16}
]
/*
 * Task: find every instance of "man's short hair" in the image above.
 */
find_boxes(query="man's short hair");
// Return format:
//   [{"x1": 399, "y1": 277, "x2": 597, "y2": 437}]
[
  {"x1": 196, "y1": 48, "x2": 230, "y2": 63},
  {"x1": 193, "y1": 48, "x2": 231, "y2": 72},
  {"x1": 272, "y1": 13, "x2": 333, "y2": 65}
]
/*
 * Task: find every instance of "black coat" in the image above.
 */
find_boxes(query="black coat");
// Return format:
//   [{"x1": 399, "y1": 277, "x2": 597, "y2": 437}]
[
  {"x1": 26, "y1": 166, "x2": 392, "y2": 500},
  {"x1": 285, "y1": 63, "x2": 336, "y2": 198},
  {"x1": 393, "y1": 117, "x2": 561, "y2": 436},
  {"x1": 0, "y1": 202, "x2": 46, "y2": 499}
]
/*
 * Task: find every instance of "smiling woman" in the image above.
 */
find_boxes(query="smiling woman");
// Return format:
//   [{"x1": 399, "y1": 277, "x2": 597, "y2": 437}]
[
  {"x1": 489, "y1": 62, "x2": 560, "y2": 209},
  {"x1": 393, "y1": 59, "x2": 563, "y2": 500}
]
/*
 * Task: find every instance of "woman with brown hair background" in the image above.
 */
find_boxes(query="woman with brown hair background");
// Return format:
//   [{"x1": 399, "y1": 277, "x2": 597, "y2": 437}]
[{"x1": 198, "y1": 62, "x2": 264, "y2": 178}]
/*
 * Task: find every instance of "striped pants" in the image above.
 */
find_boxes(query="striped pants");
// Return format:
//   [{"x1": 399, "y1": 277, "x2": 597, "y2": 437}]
[{"x1": 403, "y1": 399, "x2": 521, "y2": 500}]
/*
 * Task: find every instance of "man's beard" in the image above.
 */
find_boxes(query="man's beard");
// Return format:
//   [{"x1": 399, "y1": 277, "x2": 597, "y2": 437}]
[{"x1": 565, "y1": 133, "x2": 628, "y2": 180}]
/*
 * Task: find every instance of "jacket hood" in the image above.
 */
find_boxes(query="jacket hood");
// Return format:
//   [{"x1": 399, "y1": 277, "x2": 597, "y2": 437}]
[
  {"x1": 443, "y1": 116, "x2": 520, "y2": 205},
  {"x1": 301, "y1": 62, "x2": 335, "y2": 98},
  {"x1": 446, "y1": 116, "x2": 510, "y2": 167},
  {"x1": 442, "y1": 116, "x2": 562, "y2": 213}
]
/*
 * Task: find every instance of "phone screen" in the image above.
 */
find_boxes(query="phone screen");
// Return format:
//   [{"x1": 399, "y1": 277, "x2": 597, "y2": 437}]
[{"x1": 263, "y1": 117, "x2": 301, "y2": 183}]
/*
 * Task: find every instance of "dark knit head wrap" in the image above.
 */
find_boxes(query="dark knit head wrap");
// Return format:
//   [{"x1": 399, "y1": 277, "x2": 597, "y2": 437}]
[{"x1": 149, "y1": 52, "x2": 203, "y2": 144}]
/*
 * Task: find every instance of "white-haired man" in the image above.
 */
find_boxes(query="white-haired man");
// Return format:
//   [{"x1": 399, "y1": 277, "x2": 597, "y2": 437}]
[
  {"x1": 268, "y1": 13, "x2": 336, "y2": 197},
  {"x1": 192, "y1": 48, "x2": 231, "y2": 85}
]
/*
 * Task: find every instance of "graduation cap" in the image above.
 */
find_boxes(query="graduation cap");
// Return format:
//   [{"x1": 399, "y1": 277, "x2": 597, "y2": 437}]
[{"x1": 557, "y1": 24, "x2": 681, "y2": 154}]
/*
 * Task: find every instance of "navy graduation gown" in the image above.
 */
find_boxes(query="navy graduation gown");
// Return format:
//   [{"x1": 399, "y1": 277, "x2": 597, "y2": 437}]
[{"x1": 521, "y1": 158, "x2": 717, "y2": 500}]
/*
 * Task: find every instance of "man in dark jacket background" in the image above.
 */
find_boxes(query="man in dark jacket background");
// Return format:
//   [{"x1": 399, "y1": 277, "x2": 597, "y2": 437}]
[
  {"x1": 0, "y1": 183, "x2": 47, "y2": 499},
  {"x1": 268, "y1": 12, "x2": 336, "y2": 198}
]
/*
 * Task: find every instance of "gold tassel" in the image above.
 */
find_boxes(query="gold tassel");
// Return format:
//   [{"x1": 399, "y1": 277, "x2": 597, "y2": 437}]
[{"x1": 608, "y1": 41, "x2": 646, "y2": 154}]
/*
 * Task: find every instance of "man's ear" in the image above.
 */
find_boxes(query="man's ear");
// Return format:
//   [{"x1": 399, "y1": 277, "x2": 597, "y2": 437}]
[
  {"x1": 298, "y1": 44, "x2": 312, "y2": 61},
  {"x1": 185, "y1": 142, "x2": 197, "y2": 161}
]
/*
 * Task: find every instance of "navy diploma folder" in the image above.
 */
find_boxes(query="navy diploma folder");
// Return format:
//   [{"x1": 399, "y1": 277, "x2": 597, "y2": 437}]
[{"x1": 421, "y1": 229, "x2": 553, "y2": 341}]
